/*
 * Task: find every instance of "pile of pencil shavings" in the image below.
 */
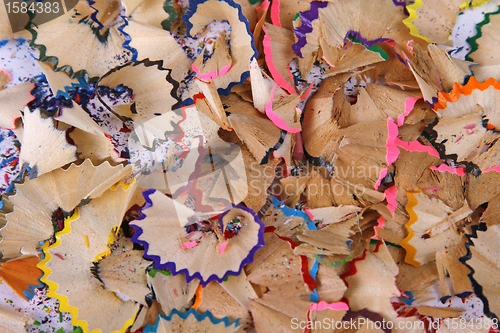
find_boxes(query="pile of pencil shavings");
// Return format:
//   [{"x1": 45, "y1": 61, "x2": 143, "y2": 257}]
[{"x1": 1, "y1": 0, "x2": 500, "y2": 332}]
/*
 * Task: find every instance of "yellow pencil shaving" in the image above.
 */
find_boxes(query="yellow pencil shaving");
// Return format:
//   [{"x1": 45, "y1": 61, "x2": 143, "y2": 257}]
[
  {"x1": 37, "y1": 208, "x2": 137, "y2": 333},
  {"x1": 110, "y1": 179, "x2": 136, "y2": 191},
  {"x1": 400, "y1": 190, "x2": 423, "y2": 267}
]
